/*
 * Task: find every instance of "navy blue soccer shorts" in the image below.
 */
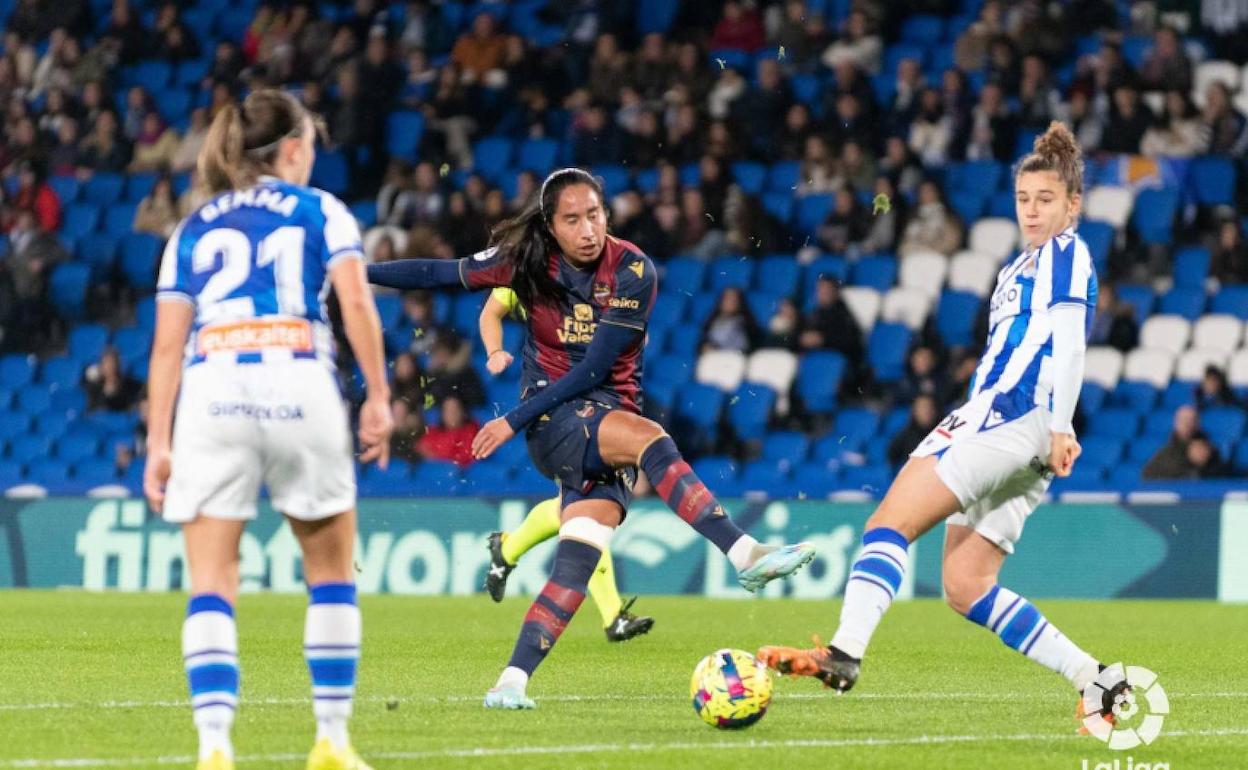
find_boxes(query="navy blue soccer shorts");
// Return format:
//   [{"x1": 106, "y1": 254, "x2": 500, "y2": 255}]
[{"x1": 524, "y1": 398, "x2": 636, "y2": 517}]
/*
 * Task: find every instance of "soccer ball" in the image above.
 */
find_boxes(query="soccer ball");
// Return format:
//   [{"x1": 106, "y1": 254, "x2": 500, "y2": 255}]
[{"x1": 689, "y1": 648, "x2": 773, "y2": 729}]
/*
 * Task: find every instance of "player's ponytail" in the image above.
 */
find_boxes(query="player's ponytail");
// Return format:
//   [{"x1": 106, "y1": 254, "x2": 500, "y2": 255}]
[
  {"x1": 489, "y1": 167, "x2": 604, "y2": 310},
  {"x1": 1016, "y1": 120, "x2": 1084, "y2": 198},
  {"x1": 197, "y1": 88, "x2": 320, "y2": 195}
]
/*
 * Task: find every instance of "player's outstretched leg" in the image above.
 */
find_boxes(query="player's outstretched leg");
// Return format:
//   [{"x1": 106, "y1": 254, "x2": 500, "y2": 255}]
[
  {"x1": 485, "y1": 498, "x2": 561, "y2": 602},
  {"x1": 758, "y1": 526, "x2": 908, "y2": 691},
  {"x1": 485, "y1": 517, "x2": 611, "y2": 709},
  {"x1": 304, "y1": 582, "x2": 371, "y2": 770},
  {"x1": 637, "y1": 434, "x2": 814, "y2": 591},
  {"x1": 184, "y1": 594, "x2": 239, "y2": 770},
  {"x1": 590, "y1": 549, "x2": 653, "y2": 642}
]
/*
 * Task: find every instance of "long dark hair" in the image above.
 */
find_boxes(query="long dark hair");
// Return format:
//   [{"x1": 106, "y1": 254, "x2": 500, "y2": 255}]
[{"x1": 489, "y1": 167, "x2": 604, "y2": 310}]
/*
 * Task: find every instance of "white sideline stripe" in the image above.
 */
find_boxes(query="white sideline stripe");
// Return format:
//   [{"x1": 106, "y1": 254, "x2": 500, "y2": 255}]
[
  {"x1": 3, "y1": 728, "x2": 1248, "y2": 767},
  {"x1": 3, "y1": 691, "x2": 1248, "y2": 711}
]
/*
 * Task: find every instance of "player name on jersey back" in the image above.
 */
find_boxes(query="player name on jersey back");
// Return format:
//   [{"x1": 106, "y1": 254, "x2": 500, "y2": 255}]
[{"x1": 198, "y1": 186, "x2": 300, "y2": 223}]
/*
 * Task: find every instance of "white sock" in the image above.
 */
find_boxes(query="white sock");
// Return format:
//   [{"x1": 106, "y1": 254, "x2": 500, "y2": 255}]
[
  {"x1": 305, "y1": 583, "x2": 360, "y2": 749},
  {"x1": 966, "y1": 585, "x2": 1098, "y2": 690},
  {"x1": 495, "y1": 665, "x2": 529, "y2": 692},
  {"x1": 183, "y1": 595, "x2": 238, "y2": 761},
  {"x1": 726, "y1": 535, "x2": 761, "y2": 571},
  {"x1": 830, "y1": 528, "x2": 909, "y2": 659}
]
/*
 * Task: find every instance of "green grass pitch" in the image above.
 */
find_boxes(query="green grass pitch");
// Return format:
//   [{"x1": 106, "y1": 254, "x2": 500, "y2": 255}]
[{"x1": 1, "y1": 592, "x2": 1245, "y2": 769}]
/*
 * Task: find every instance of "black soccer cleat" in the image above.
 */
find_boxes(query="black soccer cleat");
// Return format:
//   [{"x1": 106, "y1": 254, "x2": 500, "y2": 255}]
[
  {"x1": 483, "y1": 531, "x2": 514, "y2": 603},
  {"x1": 604, "y1": 597, "x2": 655, "y2": 643},
  {"x1": 1077, "y1": 664, "x2": 1133, "y2": 732},
  {"x1": 757, "y1": 642, "x2": 861, "y2": 693}
]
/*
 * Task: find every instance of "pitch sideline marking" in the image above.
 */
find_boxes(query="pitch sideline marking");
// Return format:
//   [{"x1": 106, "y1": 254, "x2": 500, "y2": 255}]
[{"x1": 3, "y1": 727, "x2": 1248, "y2": 767}]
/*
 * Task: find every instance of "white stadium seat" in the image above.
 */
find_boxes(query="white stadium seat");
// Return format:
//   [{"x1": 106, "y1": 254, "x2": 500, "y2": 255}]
[
  {"x1": 841, "y1": 286, "x2": 881, "y2": 333},
  {"x1": 746, "y1": 348, "x2": 799, "y2": 415},
  {"x1": 947, "y1": 250, "x2": 1000, "y2": 297},
  {"x1": 1083, "y1": 346, "x2": 1125, "y2": 389},
  {"x1": 1084, "y1": 186, "x2": 1134, "y2": 229},
  {"x1": 880, "y1": 286, "x2": 933, "y2": 331},
  {"x1": 968, "y1": 218, "x2": 1020, "y2": 261},
  {"x1": 695, "y1": 349, "x2": 747, "y2": 392},
  {"x1": 1194, "y1": 60, "x2": 1242, "y2": 107},
  {"x1": 1123, "y1": 348, "x2": 1176, "y2": 389},
  {"x1": 898, "y1": 250, "x2": 948, "y2": 299},
  {"x1": 1138, "y1": 314, "x2": 1192, "y2": 356},
  {"x1": 1192, "y1": 314, "x2": 1244, "y2": 354},
  {"x1": 1175, "y1": 348, "x2": 1230, "y2": 382},
  {"x1": 1228, "y1": 349, "x2": 1248, "y2": 388}
]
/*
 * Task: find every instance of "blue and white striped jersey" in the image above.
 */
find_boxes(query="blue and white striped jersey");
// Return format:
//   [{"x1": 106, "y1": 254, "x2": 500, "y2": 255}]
[
  {"x1": 969, "y1": 225, "x2": 1098, "y2": 419},
  {"x1": 156, "y1": 176, "x2": 363, "y2": 369}
]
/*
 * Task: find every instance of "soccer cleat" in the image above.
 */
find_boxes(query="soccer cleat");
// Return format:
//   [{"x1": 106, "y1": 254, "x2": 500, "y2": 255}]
[
  {"x1": 483, "y1": 531, "x2": 514, "y2": 602},
  {"x1": 757, "y1": 641, "x2": 861, "y2": 693},
  {"x1": 195, "y1": 750, "x2": 234, "y2": 770},
  {"x1": 1076, "y1": 665, "x2": 1132, "y2": 734},
  {"x1": 305, "y1": 737, "x2": 373, "y2": 770},
  {"x1": 484, "y1": 686, "x2": 536, "y2": 710},
  {"x1": 737, "y1": 542, "x2": 817, "y2": 593},
  {"x1": 604, "y1": 597, "x2": 655, "y2": 643}
]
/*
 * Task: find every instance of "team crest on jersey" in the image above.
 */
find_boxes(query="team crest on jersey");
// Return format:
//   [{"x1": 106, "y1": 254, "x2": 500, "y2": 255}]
[{"x1": 592, "y1": 281, "x2": 612, "y2": 305}]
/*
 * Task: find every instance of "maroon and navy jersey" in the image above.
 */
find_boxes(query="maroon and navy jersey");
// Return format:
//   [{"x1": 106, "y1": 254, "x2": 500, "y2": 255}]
[{"x1": 459, "y1": 235, "x2": 657, "y2": 412}]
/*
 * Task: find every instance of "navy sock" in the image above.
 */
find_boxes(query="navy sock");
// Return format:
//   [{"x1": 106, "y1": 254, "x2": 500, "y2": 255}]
[
  {"x1": 640, "y1": 436, "x2": 745, "y2": 554},
  {"x1": 506, "y1": 537, "x2": 599, "y2": 676}
]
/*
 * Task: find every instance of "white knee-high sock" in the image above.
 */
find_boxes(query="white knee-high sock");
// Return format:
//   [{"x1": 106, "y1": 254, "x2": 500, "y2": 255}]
[
  {"x1": 830, "y1": 527, "x2": 909, "y2": 659},
  {"x1": 183, "y1": 594, "x2": 239, "y2": 761},
  {"x1": 965, "y1": 585, "x2": 1099, "y2": 691},
  {"x1": 305, "y1": 582, "x2": 361, "y2": 749}
]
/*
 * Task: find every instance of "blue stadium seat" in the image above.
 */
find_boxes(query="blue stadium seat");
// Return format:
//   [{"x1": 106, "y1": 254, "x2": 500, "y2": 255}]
[
  {"x1": 637, "y1": 0, "x2": 678, "y2": 34},
  {"x1": 174, "y1": 56, "x2": 210, "y2": 87},
  {"x1": 832, "y1": 408, "x2": 882, "y2": 449},
  {"x1": 1130, "y1": 188, "x2": 1179, "y2": 245},
  {"x1": 851, "y1": 256, "x2": 897, "y2": 291},
  {"x1": 373, "y1": 294, "x2": 402, "y2": 329},
  {"x1": 795, "y1": 193, "x2": 834, "y2": 236},
  {"x1": 9, "y1": 435, "x2": 52, "y2": 464},
  {"x1": 707, "y1": 257, "x2": 753, "y2": 292},
  {"x1": 156, "y1": 89, "x2": 193, "y2": 128},
  {"x1": 882, "y1": 43, "x2": 927, "y2": 73},
  {"x1": 674, "y1": 383, "x2": 724, "y2": 430},
  {"x1": 17, "y1": 385, "x2": 52, "y2": 415},
  {"x1": 55, "y1": 434, "x2": 101, "y2": 464},
  {"x1": 61, "y1": 202, "x2": 101, "y2": 240},
  {"x1": 648, "y1": 292, "x2": 686, "y2": 330},
  {"x1": 1157, "y1": 287, "x2": 1206, "y2": 320},
  {"x1": 650, "y1": 353, "x2": 694, "y2": 387},
  {"x1": 516, "y1": 138, "x2": 559, "y2": 174},
  {"x1": 634, "y1": 168, "x2": 659, "y2": 194},
  {"x1": 728, "y1": 384, "x2": 775, "y2": 442},
  {"x1": 1210, "y1": 285, "x2": 1248, "y2": 319},
  {"x1": 840, "y1": 465, "x2": 891, "y2": 494},
  {"x1": 472, "y1": 136, "x2": 512, "y2": 181},
  {"x1": 1080, "y1": 382, "x2": 1107, "y2": 415},
  {"x1": 1128, "y1": 435, "x2": 1167, "y2": 463},
  {"x1": 48, "y1": 174, "x2": 79, "y2": 204},
  {"x1": 0, "y1": 354, "x2": 36, "y2": 390},
  {"x1": 868, "y1": 323, "x2": 912, "y2": 382},
  {"x1": 662, "y1": 256, "x2": 706, "y2": 293},
  {"x1": 74, "y1": 457, "x2": 119, "y2": 488},
  {"x1": 795, "y1": 351, "x2": 846, "y2": 414},
  {"x1": 985, "y1": 190, "x2": 1015, "y2": 219},
  {"x1": 708, "y1": 49, "x2": 750, "y2": 72},
  {"x1": 123, "y1": 60, "x2": 170, "y2": 92},
  {"x1": 1109, "y1": 462, "x2": 1144, "y2": 487},
  {"x1": 411, "y1": 460, "x2": 462, "y2": 495},
  {"x1": 48, "y1": 263, "x2": 91, "y2": 321},
  {"x1": 1087, "y1": 408, "x2": 1141, "y2": 440},
  {"x1": 460, "y1": 461, "x2": 512, "y2": 495},
  {"x1": 900, "y1": 14, "x2": 945, "y2": 44},
  {"x1": 1078, "y1": 220, "x2": 1114, "y2": 273},
  {"x1": 1202, "y1": 407, "x2": 1246, "y2": 445},
  {"x1": 68, "y1": 324, "x2": 110, "y2": 364},
  {"x1": 1110, "y1": 381, "x2": 1158, "y2": 412},
  {"x1": 789, "y1": 73, "x2": 822, "y2": 109},
  {"x1": 792, "y1": 461, "x2": 838, "y2": 499},
  {"x1": 82, "y1": 173, "x2": 125, "y2": 206},
  {"x1": 761, "y1": 431, "x2": 811, "y2": 467},
  {"x1": 0, "y1": 412, "x2": 31, "y2": 444},
  {"x1": 0, "y1": 459, "x2": 23, "y2": 488},
  {"x1": 451, "y1": 292, "x2": 484, "y2": 335},
  {"x1": 112, "y1": 327, "x2": 152, "y2": 368},
  {"x1": 1115, "y1": 284, "x2": 1155, "y2": 326},
  {"x1": 803, "y1": 255, "x2": 848, "y2": 294},
  {"x1": 102, "y1": 202, "x2": 138, "y2": 236},
  {"x1": 731, "y1": 161, "x2": 767, "y2": 195},
  {"x1": 136, "y1": 296, "x2": 157, "y2": 330},
  {"x1": 1172, "y1": 246, "x2": 1211, "y2": 289},
  {"x1": 350, "y1": 200, "x2": 378, "y2": 227},
  {"x1": 746, "y1": 292, "x2": 783, "y2": 324},
  {"x1": 1189, "y1": 156, "x2": 1236, "y2": 206},
  {"x1": 310, "y1": 149, "x2": 349, "y2": 195},
  {"x1": 39, "y1": 356, "x2": 83, "y2": 390},
  {"x1": 1235, "y1": 442, "x2": 1248, "y2": 472},
  {"x1": 679, "y1": 163, "x2": 701, "y2": 187},
  {"x1": 761, "y1": 191, "x2": 794, "y2": 223},
  {"x1": 125, "y1": 172, "x2": 158, "y2": 203},
  {"x1": 50, "y1": 388, "x2": 87, "y2": 416},
  {"x1": 491, "y1": 439, "x2": 530, "y2": 473},
  {"x1": 592, "y1": 165, "x2": 630, "y2": 197},
  {"x1": 385, "y1": 111, "x2": 425, "y2": 161},
  {"x1": 119, "y1": 233, "x2": 163, "y2": 290},
  {"x1": 936, "y1": 290, "x2": 981, "y2": 346},
  {"x1": 1079, "y1": 435, "x2": 1125, "y2": 469},
  {"x1": 740, "y1": 460, "x2": 792, "y2": 496},
  {"x1": 945, "y1": 160, "x2": 1002, "y2": 194},
  {"x1": 882, "y1": 407, "x2": 910, "y2": 439},
  {"x1": 690, "y1": 456, "x2": 740, "y2": 493},
  {"x1": 757, "y1": 255, "x2": 800, "y2": 296},
  {"x1": 948, "y1": 190, "x2": 985, "y2": 224},
  {"x1": 767, "y1": 161, "x2": 800, "y2": 192},
  {"x1": 26, "y1": 458, "x2": 70, "y2": 489}
]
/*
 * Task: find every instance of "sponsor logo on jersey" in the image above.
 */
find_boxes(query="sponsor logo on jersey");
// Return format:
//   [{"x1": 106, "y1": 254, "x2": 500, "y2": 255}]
[
  {"x1": 558, "y1": 304, "x2": 597, "y2": 344},
  {"x1": 197, "y1": 318, "x2": 313, "y2": 355},
  {"x1": 608, "y1": 296, "x2": 641, "y2": 309}
]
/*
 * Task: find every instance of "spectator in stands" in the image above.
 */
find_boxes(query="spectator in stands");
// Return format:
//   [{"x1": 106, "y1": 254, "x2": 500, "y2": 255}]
[
  {"x1": 822, "y1": 10, "x2": 882, "y2": 75},
  {"x1": 707, "y1": 64, "x2": 747, "y2": 124},
  {"x1": 1059, "y1": 89, "x2": 1104, "y2": 154},
  {"x1": 419, "y1": 395, "x2": 479, "y2": 467},
  {"x1": 440, "y1": 190, "x2": 487, "y2": 255},
  {"x1": 770, "y1": 0, "x2": 821, "y2": 68},
  {"x1": 36, "y1": 87, "x2": 74, "y2": 136},
  {"x1": 588, "y1": 33, "x2": 629, "y2": 105},
  {"x1": 6, "y1": 117, "x2": 45, "y2": 173},
  {"x1": 121, "y1": 86, "x2": 152, "y2": 143},
  {"x1": 612, "y1": 190, "x2": 667, "y2": 257},
  {"x1": 800, "y1": 277, "x2": 864, "y2": 363},
  {"x1": 893, "y1": 345, "x2": 948, "y2": 406},
  {"x1": 1195, "y1": 365, "x2": 1239, "y2": 409},
  {"x1": 388, "y1": 398, "x2": 424, "y2": 464},
  {"x1": 78, "y1": 110, "x2": 130, "y2": 173},
  {"x1": 364, "y1": 231, "x2": 402, "y2": 264},
  {"x1": 451, "y1": 13, "x2": 505, "y2": 83},
  {"x1": 1143, "y1": 405, "x2": 1204, "y2": 479},
  {"x1": 1185, "y1": 435, "x2": 1233, "y2": 479},
  {"x1": 83, "y1": 347, "x2": 141, "y2": 413},
  {"x1": 886, "y1": 58, "x2": 925, "y2": 135},
  {"x1": 899, "y1": 180, "x2": 962, "y2": 257},
  {"x1": 852, "y1": 175, "x2": 903, "y2": 256},
  {"x1": 47, "y1": 117, "x2": 82, "y2": 176},
  {"x1": 701, "y1": 287, "x2": 762, "y2": 355},
  {"x1": 421, "y1": 63, "x2": 476, "y2": 168},
  {"x1": 816, "y1": 185, "x2": 869, "y2": 254},
  {"x1": 964, "y1": 83, "x2": 1018, "y2": 162},
  {"x1": 888, "y1": 393, "x2": 940, "y2": 467},
  {"x1": 102, "y1": 1, "x2": 145, "y2": 64},
  {"x1": 391, "y1": 352, "x2": 425, "y2": 409},
  {"x1": 8, "y1": 162, "x2": 61, "y2": 233},
  {"x1": 840, "y1": 139, "x2": 876, "y2": 194},
  {"x1": 711, "y1": 1, "x2": 765, "y2": 53},
  {"x1": 879, "y1": 136, "x2": 923, "y2": 198},
  {"x1": 797, "y1": 135, "x2": 843, "y2": 196},
  {"x1": 1199, "y1": 81, "x2": 1248, "y2": 157},
  {"x1": 170, "y1": 108, "x2": 209, "y2": 173},
  {"x1": 1089, "y1": 284, "x2": 1140, "y2": 352},
  {"x1": 1017, "y1": 54, "x2": 1060, "y2": 130},
  {"x1": 765, "y1": 298, "x2": 802, "y2": 349},
  {"x1": 132, "y1": 175, "x2": 179, "y2": 239},
  {"x1": 1102, "y1": 84, "x2": 1153, "y2": 155},
  {"x1": 425, "y1": 334, "x2": 485, "y2": 407},
  {"x1": 985, "y1": 36, "x2": 1021, "y2": 96},
  {"x1": 942, "y1": 350, "x2": 980, "y2": 408},
  {"x1": 389, "y1": 161, "x2": 445, "y2": 227},
  {"x1": 776, "y1": 102, "x2": 814, "y2": 162},
  {"x1": 0, "y1": 209, "x2": 64, "y2": 352},
  {"x1": 909, "y1": 88, "x2": 953, "y2": 166},
  {"x1": 398, "y1": 290, "x2": 445, "y2": 356},
  {"x1": 1142, "y1": 90, "x2": 1209, "y2": 158},
  {"x1": 625, "y1": 109, "x2": 664, "y2": 168},
  {"x1": 128, "y1": 113, "x2": 179, "y2": 173},
  {"x1": 1139, "y1": 26, "x2": 1192, "y2": 93},
  {"x1": 954, "y1": 0, "x2": 1004, "y2": 71},
  {"x1": 1210, "y1": 215, "x2": 1248, "y2": 284},
  {"x1": 571, "y1": 102, "x2": 621, "y2": 167}
]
